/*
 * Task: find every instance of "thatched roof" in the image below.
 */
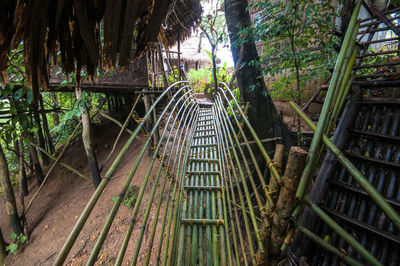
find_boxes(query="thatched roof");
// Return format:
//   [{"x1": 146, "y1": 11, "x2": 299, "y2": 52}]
[{"x1": 0, "y1": 0, "x2": 201, "y2": 101}]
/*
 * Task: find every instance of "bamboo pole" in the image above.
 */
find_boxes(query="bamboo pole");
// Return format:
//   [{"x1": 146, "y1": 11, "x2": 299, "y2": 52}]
[
  {"x1": 304, "y1": 197, "x2": 382, "y2": 266},
  {"x1": 143, "y1": 101, "x2": 198, "y2": 266},
  {"x1": 115, "y1": 97, "x2": 197, "y2": 265},
  {"x1": 54, "y1": 81, "x2": 189, "y2": 266},
  {"x1": 217, "y1": 86, "x2": 282, "y2": 185},
  {"x1": 295, "y1": 1, "x2": 361, "y2": 200},
  {"x1": 293, "y1": 222, "x2": 363, "y2": 266},
  {"x1": 86, "y1": 89, "x2": 193, "y2": 265},
  {"x1": 269, "y1": 144, "x2": 285, "y2": 201},
  {"x1": 25, "y1": 123, "x2": 87, "y2": 214},
  {"x1": 289, "y1": 102, "x2": 400, "y2": 231},
  {"x1": 101, "y1": 93, "x2": 141, "y2": 169}
]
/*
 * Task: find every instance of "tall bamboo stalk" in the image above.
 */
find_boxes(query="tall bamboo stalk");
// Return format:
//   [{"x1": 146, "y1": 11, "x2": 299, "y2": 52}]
[{"x1": 294, "y1": 0, "x2": 362, "y2": 200}]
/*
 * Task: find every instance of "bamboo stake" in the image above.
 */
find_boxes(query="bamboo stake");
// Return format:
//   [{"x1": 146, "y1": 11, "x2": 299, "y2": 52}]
[
  {"x1": 270, "y1": 147, "x2": 307, "y2": 259},
  {"x1": 269, "y1": 144, "x2": 285, "y2": 201}
]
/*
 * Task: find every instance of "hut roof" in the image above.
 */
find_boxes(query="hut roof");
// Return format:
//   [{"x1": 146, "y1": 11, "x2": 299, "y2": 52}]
[{"x1": 0, "y1": 0, "x2": 201, "y2": 100}]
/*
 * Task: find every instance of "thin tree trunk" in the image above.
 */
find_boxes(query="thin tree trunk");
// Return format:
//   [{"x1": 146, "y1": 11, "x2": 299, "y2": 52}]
[
  {"x1": 39, "y1": 95, "x2": 54, "y2": 154},
  {"x1": 51, "y1": 92, "x2": 60, "y2": 127},
  {"x1": 17, "y1": 137, "x2": 28, "y2": 196},
  {"x1": 75, "y1": 79, "x2": 101, "y2": 188},
  {"x1": 211, "y1": 44, "x2": 218, "y2": 94},
  {"x1": 0, "y1": 144, "x2": 23, "y2": 236},
  {"x1": 224, "y1": 0, "x2": 293, "y2": 151},
  {"x1": 0, "y1": 228, "x2": 6, "y2": 263},
  {"x1": 31, "y1": 103, "x2": 49, "y2": 165},
  {"x1": 25, "y1": 133, "x2": 44, "y2": 186}
]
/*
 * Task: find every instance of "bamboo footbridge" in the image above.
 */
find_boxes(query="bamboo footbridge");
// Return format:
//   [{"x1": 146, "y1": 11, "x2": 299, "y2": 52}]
[{"x1": 53, "y1": 1, "x2": 400, "y2": 265}]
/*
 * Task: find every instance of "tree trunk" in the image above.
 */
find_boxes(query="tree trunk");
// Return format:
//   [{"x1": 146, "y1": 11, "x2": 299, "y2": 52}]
[
  {"x1": 31, "y1": 102, "x2": 49, "y2": 165},
  {"x1": 26, "y1": 133, "x2": 44, "y2": 186},
  {"x1": 75, "y1": 81, "x2": 101, "y2": 188},
  {"x1": 16, "y1": 137, "x2": 28, "y2": 196},
  {"x1": 0, "y1": 144, "x2": 23, "y2": 236},
  {"x1": 0, "y1": 228, "x2": 6, "y2": 263},
  {"x1": 39, "y1": 95, "x2": 54, "y2": 154},
  {"x1": 211, "y1": 44, "x2": 218, "y2": 94},
  {"x1": 51, "y1": 92, "x2": 60, "y2": 127},
  {"x1": 224, "y1": 0, "x2": 293, "y2": 150}
]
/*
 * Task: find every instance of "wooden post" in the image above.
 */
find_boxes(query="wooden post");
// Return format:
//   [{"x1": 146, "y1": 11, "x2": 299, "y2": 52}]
[
  {"x1": 270, "y1": 146, "x2": 307, "y2": 260},
  {"x1": 269, "y1": 144, "x2": 285, "y2": 200},
  {"x1": 75, "y1": 76, "x2": 101, "y2": 188},
  {"x1": 0, "y1": 144, "x2": 23, "y2": 235}
]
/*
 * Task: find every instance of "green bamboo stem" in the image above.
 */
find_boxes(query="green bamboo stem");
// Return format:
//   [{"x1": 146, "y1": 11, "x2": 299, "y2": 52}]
[
  {"x1": 216, "y1": 109, "x2": 248, "y2": 266},
  {"x1": 293, "y1": 221, "x2": 363, "y2": 266},
  {"x1": 102, "y1": 92, "x2": 142, "y2": 169},
  {"x1": 217, "y1": 86, "x2": 282, "y2": 185},
  {"x1": 304, "y1": 197, "x2": 382, "y2": 266},
  {"x1": 216, "y1": 94, "x2": 274, "y2": 209},
  {"x1": 165, "y1": 109, "x2": 199, "y2": 266},
  {"x1": 293, "y1": 0, "x2": 362, "y2": 200},
  {"x1": 211, "y1": 106, "x2": 229, "y2": 265},
  {"x1": 146, "y1": 102, "x2": 199, "y2": 266},
  {"x1": 174, "y1": 111, "x2": 199, "y2": 265},
  {"x1": 116, "y1": 98, "x2": 197, "y2": 265},
  {"x1": 160, "y1": 107, "x2": 199, "y2": 266},
  {"x1": 217, "y1": 96, "x2": 273, "y2": 214},
  {"x1": 290, "y1": 101, "x2": 400, "y2": 231},
  {"x1": 54, "y1": 81, "x2": 189, "y2": 266},
  {"x1": 215, "y1": 100, "x2": 259, "y2": 264},
  {"x1": 86, "y1": 90, "x2": 193, "y2": 265}
]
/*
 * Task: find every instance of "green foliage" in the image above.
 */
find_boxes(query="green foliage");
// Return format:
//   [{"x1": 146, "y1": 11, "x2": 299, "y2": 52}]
[
  {"x1": 241, "y1": 0, "x2": 338, "y2": 101},
  {"x1": 112, "y1": 186, "x2": 136, "y2": 207},
  {"x1": 6, "y1": 233, "x2": 26, "y2": 255},
  {"x1": 188, "y1": 64, "x2": 232, "y2": 93},
  {"x1": 226, "y1": 87, "x2": 242, "y2": 117}
]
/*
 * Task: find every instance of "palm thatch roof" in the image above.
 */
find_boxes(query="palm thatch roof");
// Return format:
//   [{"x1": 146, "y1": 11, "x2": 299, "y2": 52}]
[{"x1": 0, "y1": 0, "x2": 201, "y2": 101}]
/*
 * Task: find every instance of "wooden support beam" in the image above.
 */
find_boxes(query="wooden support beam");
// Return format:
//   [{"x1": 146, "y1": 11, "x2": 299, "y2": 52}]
[{"x1": 270, "y1": 146, "x2": 307, "y2": 260}]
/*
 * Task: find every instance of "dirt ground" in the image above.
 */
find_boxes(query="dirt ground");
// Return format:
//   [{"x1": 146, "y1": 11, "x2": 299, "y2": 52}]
[{"x1": 1, "y1": 121, "x2": 170, "y2": 265}]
